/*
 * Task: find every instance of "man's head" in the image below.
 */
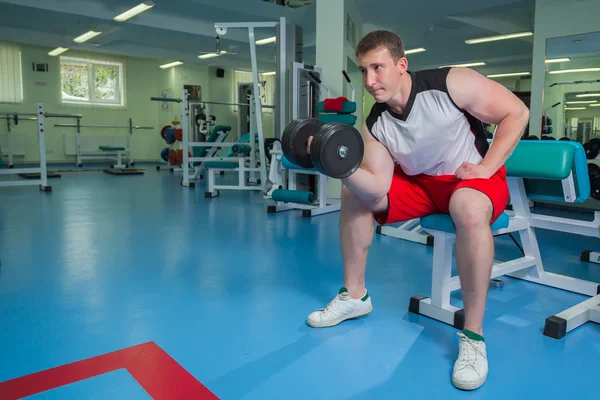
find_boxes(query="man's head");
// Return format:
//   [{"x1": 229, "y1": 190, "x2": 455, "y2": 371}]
[{"x1": 356, "y1": 30, "x2": 409, "y2": 104}]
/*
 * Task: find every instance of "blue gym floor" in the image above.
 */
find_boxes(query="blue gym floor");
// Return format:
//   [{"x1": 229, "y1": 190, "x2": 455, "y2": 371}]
[{"x1": 0, "y1": 166, "x2": 599, "y2": 399}]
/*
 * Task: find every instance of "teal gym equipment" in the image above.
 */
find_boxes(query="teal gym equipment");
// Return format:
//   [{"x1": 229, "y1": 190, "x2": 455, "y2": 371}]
[{"x1": 399, "y1": 140, "x2": 599, "y2": 340}]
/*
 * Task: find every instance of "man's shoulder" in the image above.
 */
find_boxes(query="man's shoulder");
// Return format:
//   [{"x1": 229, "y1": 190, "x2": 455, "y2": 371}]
[{"x1": 412, "y1": 67, "x2": 452, "y2": 94}]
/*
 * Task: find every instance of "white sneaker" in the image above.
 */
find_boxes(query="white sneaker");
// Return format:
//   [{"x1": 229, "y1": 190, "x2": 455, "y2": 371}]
[
  {"x1": 452, "y1": 332, "x2": 488, "y2": 391},
  {"x1": 307, "y1": 287, "x2": 372, "y2": 328}
]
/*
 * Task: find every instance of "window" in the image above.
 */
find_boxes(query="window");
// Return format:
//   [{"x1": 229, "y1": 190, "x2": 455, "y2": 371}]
[
  {"x1": 60, "y1": 56, "x2": 124, "y2": 106},
  {"x1": 0, "y1": 43, "x2": 24, "y2": 103}
]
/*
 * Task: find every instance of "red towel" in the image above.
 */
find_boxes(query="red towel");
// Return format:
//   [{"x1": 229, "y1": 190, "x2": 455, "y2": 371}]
[{"x1": 323, "y1": 96, "x2": 348, "y2": 112}]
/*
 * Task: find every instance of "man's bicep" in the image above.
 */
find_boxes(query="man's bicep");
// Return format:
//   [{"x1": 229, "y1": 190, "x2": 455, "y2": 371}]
[{"x1": 359, "y1": 123, "x2": 395, "y2": 181}]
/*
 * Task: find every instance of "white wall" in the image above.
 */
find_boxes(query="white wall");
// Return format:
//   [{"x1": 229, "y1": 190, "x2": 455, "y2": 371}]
[{"x1": 530, "y1": 0, "x2": 600, "y2": 137}]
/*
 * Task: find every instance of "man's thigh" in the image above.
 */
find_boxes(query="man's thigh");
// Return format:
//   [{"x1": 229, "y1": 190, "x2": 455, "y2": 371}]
[{"x1": 374, "y1": 166, "x2": 439, "y2": 225}]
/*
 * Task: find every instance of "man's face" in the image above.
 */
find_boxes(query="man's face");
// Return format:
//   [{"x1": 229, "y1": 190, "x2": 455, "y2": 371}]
[{"x1": 358, "y1": 46, "x2": 406, "y2": 103}]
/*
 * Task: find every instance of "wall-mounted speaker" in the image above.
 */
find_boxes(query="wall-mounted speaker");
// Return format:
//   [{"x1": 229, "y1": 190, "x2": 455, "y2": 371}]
[{"x1": 216, "y1": 68, "x2": 225, "y2": 78}]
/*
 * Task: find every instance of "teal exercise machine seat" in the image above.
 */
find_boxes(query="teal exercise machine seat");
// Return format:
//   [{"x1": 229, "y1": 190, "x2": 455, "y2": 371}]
[
  {"x1": 204, "y1": 130, "x2": 254, "y2": 170},
  {"x1": 317, "y1": 101, "x2": 356, "y2": 114},
  {"x1": 421, "y1": 212, "x2": 510, "y2": 234},
  {"x1": 419, "y1": 141, "x2": 589, "y2": 234},
  {"x1": 192, "y1": 125, "x2": 232, "y2": 166},
  {"x1": 318, "y1": 113, "x2": 357, "y2": 126}
]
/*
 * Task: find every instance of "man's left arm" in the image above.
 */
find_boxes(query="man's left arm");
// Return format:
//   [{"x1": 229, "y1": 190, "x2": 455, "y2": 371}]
[{"x1": 447, "y1": 67, "x2": 530, "y2": 177}]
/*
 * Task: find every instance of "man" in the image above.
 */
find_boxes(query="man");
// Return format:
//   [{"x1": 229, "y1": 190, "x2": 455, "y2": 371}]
[{"x1": 306, "y1": 30, "x2": 530, "y2": 391}]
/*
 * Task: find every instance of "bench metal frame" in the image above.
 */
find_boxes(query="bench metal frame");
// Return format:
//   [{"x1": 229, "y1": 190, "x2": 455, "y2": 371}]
[{"x1": 408, "y1": 144, "x2": 600, "y2": 339}]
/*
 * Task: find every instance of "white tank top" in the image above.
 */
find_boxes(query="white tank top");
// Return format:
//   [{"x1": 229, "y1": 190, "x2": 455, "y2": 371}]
[{"x1": 366, "y1": 68, "x2": 489, "y2": 176}]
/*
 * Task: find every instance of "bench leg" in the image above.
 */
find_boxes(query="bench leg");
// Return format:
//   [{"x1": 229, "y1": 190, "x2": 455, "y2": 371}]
[
  {"x1": 409, "y1": 231, "x2": 465, "y2": 329},
  {"x1": 204, "y1": 169, "x2": 219, "y2": 198},
  {"x1": 111, "y1": 151, "x2": 126, "y2": 169},
  {"x1": 544, "y1": 292, "x2": 600, "y2": 339}
]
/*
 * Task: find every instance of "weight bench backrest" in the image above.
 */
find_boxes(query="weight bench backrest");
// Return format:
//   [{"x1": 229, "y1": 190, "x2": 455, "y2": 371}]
[
  {"x1": 504, "y1": 141, "x2": 591, "y2": 203},
  {"x1": 194, "y1": 125, "x2": 231, "y2": 157}
]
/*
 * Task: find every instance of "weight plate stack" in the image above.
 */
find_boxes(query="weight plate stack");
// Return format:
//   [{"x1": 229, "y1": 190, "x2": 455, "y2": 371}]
[
  {"x1": 311, "y1": 123, "x2": 364, "y2": 179},
  {"x1": 282, "y1": 118, "x2": 323, "y2": 168}
]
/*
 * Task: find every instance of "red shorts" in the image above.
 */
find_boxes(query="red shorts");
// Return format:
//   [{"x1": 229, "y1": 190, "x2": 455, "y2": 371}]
[{"x1": 374, "y1": 165, "x2": 509, "y2": 225}]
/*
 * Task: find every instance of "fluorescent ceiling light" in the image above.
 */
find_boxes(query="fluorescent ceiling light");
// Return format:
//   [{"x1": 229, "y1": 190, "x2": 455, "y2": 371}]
[
  {"x1": 439, "y1": 62, "x2": 486, "y2": 68},
  {"x1": 73, "y1": 30, "x2": 102, "y2": 43},
  {"x1": 405, "y1": 48, "x2": 426, "y2": 54},
  {"x1": 198, "y1": 53, "x2": 220, "y2": 59},
  {"x1": 261, "y1": 71, "x2": 276, "y2": 76},
  {"x1": 565, "y1": 100, "x2": 597, "y2": 104},
  {"x1": 114, "y1": 1, "x2": 155, "y2": 22},
  {"x1": 160, "y1": 61, "x2": 183, "y2": 69},
  {"x1": 487, "y1": 72, "x2": 531, "y2": 78},
  {"x1": 545, "y1": 57, "x2": 571, "y2": 63},
  {"x1": 576, "y1": 93, "x2": 600, "y2": 97},
  {"x1": 549, "y1": 67, "x2": 600, "y2": 74},
  {"x1": 48, "y1": 47, "x2": 69, "y2": 56},
  {"x1": 589, "y1": 103, "x2": 600, "y2": 107},
  {"x1": 256, "y1": 36, "x2": 276, "y2": 45},
  {"x1": 465, "y1": 31, "x2": 533, "y2": 44},
  {"x1": 565, "y1": 107, "x2": 586, "y2": 110}
]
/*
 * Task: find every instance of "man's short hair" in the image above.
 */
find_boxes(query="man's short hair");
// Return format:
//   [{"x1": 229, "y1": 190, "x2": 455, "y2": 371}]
[{"x1": 355, "y1": 30, "x2": 405, "y2": 63}]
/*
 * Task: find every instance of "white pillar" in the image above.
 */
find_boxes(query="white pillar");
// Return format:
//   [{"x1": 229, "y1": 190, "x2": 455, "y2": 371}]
[{"x1": 316, "y1": 0, "x2": 347, "y2": 199}]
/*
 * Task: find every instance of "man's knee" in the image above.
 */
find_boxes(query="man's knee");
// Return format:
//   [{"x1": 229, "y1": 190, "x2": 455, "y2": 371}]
[{"x1": 449, "y1": 188, "x2": 493, "y2": 230}]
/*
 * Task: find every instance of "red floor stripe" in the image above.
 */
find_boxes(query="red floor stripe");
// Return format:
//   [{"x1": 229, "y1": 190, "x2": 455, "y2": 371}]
[
  {"x1": 0, "y1": 342, "x2": 218, "y2": 400},
  {"x1": 126, "y1": 342, "x2": 218, "y2": 400}
]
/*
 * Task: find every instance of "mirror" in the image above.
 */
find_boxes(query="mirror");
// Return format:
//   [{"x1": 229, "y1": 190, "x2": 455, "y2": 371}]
[{"x1": 543, "y1": 31, "x2": 600, "y2": 142}]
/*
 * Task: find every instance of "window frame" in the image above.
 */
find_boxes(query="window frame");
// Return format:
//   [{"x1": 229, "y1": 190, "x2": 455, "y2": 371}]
[{"x1": 59, "y1": 56, "x2": 124, "y2": 107}]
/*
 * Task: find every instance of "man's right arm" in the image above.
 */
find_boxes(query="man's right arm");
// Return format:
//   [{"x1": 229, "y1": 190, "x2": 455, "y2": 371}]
[{"x1": 341, "y1": 123, "x2": 395, "y2": 205}]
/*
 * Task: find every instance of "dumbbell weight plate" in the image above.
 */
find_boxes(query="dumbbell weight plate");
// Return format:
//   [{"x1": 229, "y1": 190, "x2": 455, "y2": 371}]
[
  {"x1": 310, "y1": 122, "x2": 364, "y2": 179},
  {"x1": 584, "y1": 138, "x2": 600, "y2": 160},
  {"x1": 282, "y1": 118, "x2": 323, "y2": 168},
  {"x1": 589, "y1": 163, "x2": 600, "y2": 200}
]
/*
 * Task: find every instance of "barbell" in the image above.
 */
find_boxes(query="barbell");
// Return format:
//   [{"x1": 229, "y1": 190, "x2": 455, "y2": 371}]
[{"x1": 281, "y1": 118, "x2": 364, "y2": 179}]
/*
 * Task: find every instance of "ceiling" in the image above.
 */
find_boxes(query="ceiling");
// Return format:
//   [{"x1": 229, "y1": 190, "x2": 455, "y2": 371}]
[
  {"x1": 0, "y1": 0, "x2": 597, "y2": 77},
  {"x1": 355, "y1": 0, "x2": 536, "y2": 76}
]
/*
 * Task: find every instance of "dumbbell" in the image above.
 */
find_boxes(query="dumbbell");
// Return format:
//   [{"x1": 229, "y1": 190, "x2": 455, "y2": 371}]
[
  {"x1": 584, "y1": 138, "x2": 600, "y2": 159},
  {"x1": 281, "y1": 118, "x2": 364, "y2": 179},
  {"x1": 588, "y1": 163, "x2": 600, "y2": 201}
]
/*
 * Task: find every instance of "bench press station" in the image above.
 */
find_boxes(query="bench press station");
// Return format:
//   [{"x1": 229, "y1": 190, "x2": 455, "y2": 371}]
[{"x1": 409, "y1": 140, "x2": 600, "y2": 339}]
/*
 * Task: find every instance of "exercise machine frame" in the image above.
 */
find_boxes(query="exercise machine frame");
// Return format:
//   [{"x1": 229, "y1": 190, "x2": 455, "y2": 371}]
[{"x1": 0, "y1": 103, "x2": 80, "y2": 191}]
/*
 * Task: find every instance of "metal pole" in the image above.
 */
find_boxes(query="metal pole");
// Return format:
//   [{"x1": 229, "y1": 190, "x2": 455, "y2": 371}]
[
  {"x1": 44, "y1": 113, "x2": 83, "y2": 119},
  {"x1": 250, "y1": 96, "x2": 257, "y2": 183},
  {"x1": 248, "y1": 26, "x2": 268, "y2": 188},
  {"x1": 6, "y1": 115, "x2": 13, "y2": 167},
  {"x1": 150, "y1": 96, "x2": 182, "y2": 103},
  {"x1": 76, "y1": 118, "x2": 82, "y2": 167},
  {"x1": 188, "y1": 99, "x2": 275, "y2": 109},
  {"x1": 128, "y1": 118, "x2": 134, "y2": 165},
  {"x1": 53, "y1": 123, "x2": 153, "y2": 129},
  {"x1": 182, "y1": 88, "x2": 191, "y2": 187},
  {"x1": 37, "y1": 103, "x2": 49, "y2": 190},
  {"x1": 279, "y1": 16, "x2": 286, "y2": 138}
]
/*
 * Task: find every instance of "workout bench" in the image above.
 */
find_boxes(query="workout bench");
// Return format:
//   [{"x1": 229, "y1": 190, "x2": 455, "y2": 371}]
[{"x1": 408, "y1": 140, "x2": 600, "y2": 339}]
